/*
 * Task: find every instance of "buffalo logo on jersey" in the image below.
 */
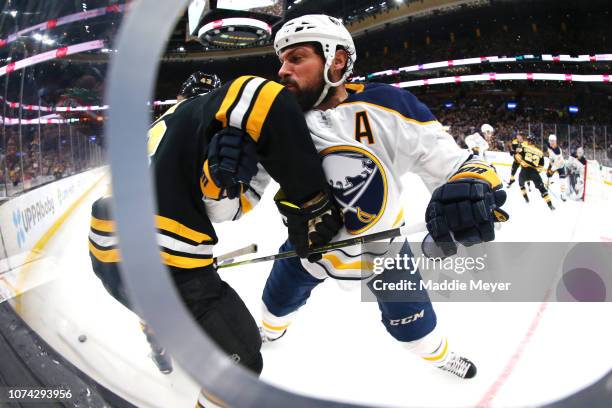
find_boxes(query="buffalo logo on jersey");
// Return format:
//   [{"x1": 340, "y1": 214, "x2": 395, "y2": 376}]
[{"x1": 320, "y1": 146, "x2": 387, "y2": 234}]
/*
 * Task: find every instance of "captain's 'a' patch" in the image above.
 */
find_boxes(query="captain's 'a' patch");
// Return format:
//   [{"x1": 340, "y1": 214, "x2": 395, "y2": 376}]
[{"x1": 320, "y1": 145, "x2": 387, "y2": 235}]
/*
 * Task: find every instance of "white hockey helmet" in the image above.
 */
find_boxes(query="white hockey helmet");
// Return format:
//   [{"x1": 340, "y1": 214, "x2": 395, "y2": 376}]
[
  {"x1": 274, "y1": 14, "x2": 357, "y2": 106},
  {"x1": 548, "y1": 134, "x2": 557, "y2": 142},
  {"x1": 481, "y1": 123, "x2": 494, "y2": 134},
  {"x1": 577, "y1": 147, "x2": 584, "y2": 157}
]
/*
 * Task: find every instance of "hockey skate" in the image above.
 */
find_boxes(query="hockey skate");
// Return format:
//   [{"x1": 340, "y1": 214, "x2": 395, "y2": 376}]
[
  {"x1": 149, "y1": 346, "x2": 173, "y2": 374},
  {"x1": 437, "y1": 352, "x2": 477, "y2": 379},
  {"x1": 259, "y1": 326, "x2": 286, "y2": 344},
  {"x1": 142, "y1": 323, "x2": 173, "y2": 374}
]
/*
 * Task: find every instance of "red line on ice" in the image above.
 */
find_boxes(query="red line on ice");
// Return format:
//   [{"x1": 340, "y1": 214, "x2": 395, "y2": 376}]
[{"x1": 477, "y1": 293, "x2": 550, "y2": 407}]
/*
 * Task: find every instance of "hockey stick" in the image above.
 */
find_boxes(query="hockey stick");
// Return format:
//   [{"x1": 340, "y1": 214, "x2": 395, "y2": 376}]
[
  {"x1": 215, "y1": 244, "x2": 258, "y2": 265},
  {"x1": 217, "y1": 222, "x2": 427, "y2": 269}
]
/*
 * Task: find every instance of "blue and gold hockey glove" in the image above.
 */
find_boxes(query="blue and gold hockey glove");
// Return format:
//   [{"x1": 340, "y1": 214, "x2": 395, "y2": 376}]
[
  {"x1": 205, "y1": 127, "x2": 259, "y2": 200},
  {"x1": 425, "y1": 158, "x2": 509, "y2": 257},
  {"x1": 275, "y1": 190, "x2": 343, "y2": 263}
]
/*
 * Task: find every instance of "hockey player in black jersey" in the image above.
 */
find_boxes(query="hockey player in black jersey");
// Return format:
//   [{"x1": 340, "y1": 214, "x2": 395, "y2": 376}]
[
  {"x1": 506, "y1": 132, "x2": 524, "y2": 187},
  {"x1": 516, "y1": 135, "x2": 555, "y2": 210},
  {"x1": 176, "y1": 71, "x2": 221, "y2": 100},
  {"x1": 88, "y1": 76, "x2": 342, "y2": 390}
]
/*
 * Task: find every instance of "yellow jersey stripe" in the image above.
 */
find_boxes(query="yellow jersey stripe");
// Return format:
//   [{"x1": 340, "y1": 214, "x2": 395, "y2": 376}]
[
  {"x1": 160, "y1": 252, "x2": 214, "y2": 269},
  {"x1": 89, "y1": 241, "x2": 121, "y2": 263},
  {"x1": 91, "y1": 216, "x2": 115, "y2": 233},
  {"x1": 340, "y1": 100, "x2": 440, "y2": 126},
  {"x1": 322, "y1": 253, "x2": 374, "y2": 271},
  {"x1": 155, "y1": 216, "x2": 213, "y2": 243},
  {"x1": 346, "y1": 83, "x2": 365, "y2": 93},
  {"x1": 200, "y1": 160, "x2": 222, "y2": 200},
  {"x1": 215, "y1": 75, "x2": 254, "y2": 128},
  {"x1": 239, "y1": 193, "x2": 253, "y2": 214},
  {"x1": 423, "y1": 338, "x2": 449, "y2": 362},
  {"x1": 262, "y1": 320, "x2": 290, "y2": 331},
  {"x1": 392, "y1": 208, "x2": 404, "y2": 228},
  {"x1": 200, "y1": 390, "x2": 231, "y2": 408},
  {"x1": 245, "y1": 80, "x2": 284, "y2": 142}
]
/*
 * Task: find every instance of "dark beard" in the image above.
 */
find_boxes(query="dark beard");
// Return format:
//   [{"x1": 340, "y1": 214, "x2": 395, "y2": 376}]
[{"x1": 280, "y1": 77, "x2": 336, "y2": 111}]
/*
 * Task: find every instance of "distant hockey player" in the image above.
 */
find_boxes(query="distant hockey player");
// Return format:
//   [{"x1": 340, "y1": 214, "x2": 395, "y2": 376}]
[
  {"x1": 88, "y1": 76, "x2": 343, "y2": 403},
  {"x1": 545, "y1": 134, "x2": 568, "y2": 201},
  {"x1": 464, "y1": 124, "x2": 493, "y2": 159},
  {"x1": 567, "y1": 147, "x2": 587, "y2": 200},
  {"x1": 515, "y1": 135, "x2": 555, "y2": 210},
  {"x1": 257, "y1": 14, "x2": 510, "y2": 381},
  {"x1": 176, "y1": 71, "x2": 221, "y2": 101},
  {"x1": 506, "y1": 131, "x2": 524, "y2": 187}
]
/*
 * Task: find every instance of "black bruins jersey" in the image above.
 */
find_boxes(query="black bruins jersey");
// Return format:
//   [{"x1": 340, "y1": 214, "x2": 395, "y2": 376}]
[
  {"x1": 89, "y1": 76, "x2": 328, "y2": 274},
  {"x1": 516, "y1": 142, "x2": 545, "y2": 170},
  {"x1": 510, "y1": 138, "x2": 523, "y2": 156}
]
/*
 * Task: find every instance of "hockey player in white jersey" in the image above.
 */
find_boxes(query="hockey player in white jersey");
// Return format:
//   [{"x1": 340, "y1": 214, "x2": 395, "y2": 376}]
[
  {"x1": 256, "y1": 14, "x2": 509, "y2": 380},
  {"x1": 545, "y1": 134, "x2": 568, "y2": 201},
  {"x1": 464, "y1": 124, "x2": 493, "y2": 159},
  {"x1": 567, "y1": 147, "x2": 587, "y2": 200}
]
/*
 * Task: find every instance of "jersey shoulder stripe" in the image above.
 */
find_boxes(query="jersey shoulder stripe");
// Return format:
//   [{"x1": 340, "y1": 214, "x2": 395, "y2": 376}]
[
  {"x1": 214, "y1": 75, "x2": 285, "y2": 142},
  {"x1": 215, "y1": 75, "x2": 254, "y2": 128},
  {"x1": 245, "y1": 80, "x2": 284, "y2": 141},
  {"x1": 342, "y1": 82, "x2": 437, "y2": 124}
]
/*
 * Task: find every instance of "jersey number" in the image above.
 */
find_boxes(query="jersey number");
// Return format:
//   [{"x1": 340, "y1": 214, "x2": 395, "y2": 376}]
[
  {"x1": 354, "y1": 111, "x2": 374, "y2": 145},
  {"x1": 147, "y1": 100, "x2": 185, "y2": 157},
  {"x1": 524, "y1": 151, "x2": 540, "y2": 166}
]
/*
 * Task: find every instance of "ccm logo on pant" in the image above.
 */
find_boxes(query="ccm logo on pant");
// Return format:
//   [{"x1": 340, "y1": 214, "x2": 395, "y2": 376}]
[{"x1": 389, "y1": 310, "x2": 424, "y2": 326}]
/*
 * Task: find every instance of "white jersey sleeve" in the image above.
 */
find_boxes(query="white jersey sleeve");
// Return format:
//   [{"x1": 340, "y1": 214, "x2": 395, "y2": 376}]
[
  {"x1": 395, "y1": 119, "x2": 469, "y2": 191},
  {"x1": 566, "y1": 156, "x2": 585, "y2": 175},
  {"x1": 547, "y1": 146, "x2": 565, "y2": 170},
  {"x1": 301, "y1": 83, "x2": 469, "y2": 279},
  {"x1": 464, "y1": 133, "x2": 489, "y2": 158},
  {"x1": 203, "y1": 164, "x2": 270, "y2": 223}
]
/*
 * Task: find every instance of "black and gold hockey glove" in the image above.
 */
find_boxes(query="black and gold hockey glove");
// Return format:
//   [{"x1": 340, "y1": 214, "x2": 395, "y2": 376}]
[
  {"x1": 205, "y1": 127, "x2": 259, "y2": 200},
  {"x1": 275, "y1": 190, "x2": 343, "y2": 262},
  {"x1": 425, "y1": 158, "x2": 509, "y2": 257}
]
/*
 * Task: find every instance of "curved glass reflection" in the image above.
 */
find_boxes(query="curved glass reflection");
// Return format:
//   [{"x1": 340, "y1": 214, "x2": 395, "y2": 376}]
[{"x1": 0, "y1": 1, "x2": 611, "y2": 407}]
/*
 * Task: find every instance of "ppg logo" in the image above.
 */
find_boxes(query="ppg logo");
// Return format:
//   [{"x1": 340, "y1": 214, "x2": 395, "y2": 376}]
[
  {"x1": 12, "y1": 209, "x2": 26, "y2": 248},
  {"x1": 320, "y1": 145, "x2": 387, "y2": 235}
]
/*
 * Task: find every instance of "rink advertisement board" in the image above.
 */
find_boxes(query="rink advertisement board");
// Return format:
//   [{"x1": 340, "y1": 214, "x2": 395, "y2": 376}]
[{"x1": 0, "y1": 167, "x2": 106, "y2": 274}]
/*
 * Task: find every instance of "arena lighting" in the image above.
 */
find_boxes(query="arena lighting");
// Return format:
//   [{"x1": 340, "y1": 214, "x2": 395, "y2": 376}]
[
  {"x1": 0, "y1": 4, "x2": 127, "y2": 49},
  {"x1": 393, "y1": 72, "x2": 612, "y2": 88},
  {"x1": 0, "y1": 40, "x2": 105, "y2": 78},
  {"x1": 444, "y1": 102, "x2": 454, "y2": 108},
  {"x1": 197, "y1": 17, "x2": 271, "y2": 48},
  {"x1": 188, "y1": 0, "x2": 283, "y2": 48},
  {"x1": 507, "y1": 101, "x2": 517, "y2": 110},
  {"x1": 350, "y1": 53, "x2": 612, "y2": 81},
  {"x1": 568, "y1": 105, "x2": 580, "y2": 113}
]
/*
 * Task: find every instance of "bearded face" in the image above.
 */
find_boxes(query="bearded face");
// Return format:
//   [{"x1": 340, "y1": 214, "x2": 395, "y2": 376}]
[
  {"x1": 280, "y1": 72, "x2": 328, "y2": 112},
  {"x1": 278, "y1": 44, "x2": 338, "y2": 111}
]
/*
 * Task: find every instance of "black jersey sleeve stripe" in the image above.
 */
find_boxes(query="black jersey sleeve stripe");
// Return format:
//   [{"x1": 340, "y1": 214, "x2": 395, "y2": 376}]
[
  {"x1": 244, "y1": 80, "x2": 284, "y2": 142},
  {"x1": 215, "y1": 75, "x2": 254, "y2": 128},
  {"x1": 89, "y1": 241, "x2": 121, "y2": 263},
  {"x1": 238, "y1": 79, "x2": 268, "y2": 132}
]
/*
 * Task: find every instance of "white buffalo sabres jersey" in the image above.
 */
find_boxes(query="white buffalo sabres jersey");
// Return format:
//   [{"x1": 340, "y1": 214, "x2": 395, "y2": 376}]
[
  {"x1": 206, "y1": 83, "x2": 469, "y2": 279},
  {"x1": 547, "y1": 144, "x2": 565, "y2": 171},
  {"x1": 300, "y1": 83, "x2": 469, "y2": 279},
  {"x1": 464, "y1": 132, "x2": 489, "y2": 159}
]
